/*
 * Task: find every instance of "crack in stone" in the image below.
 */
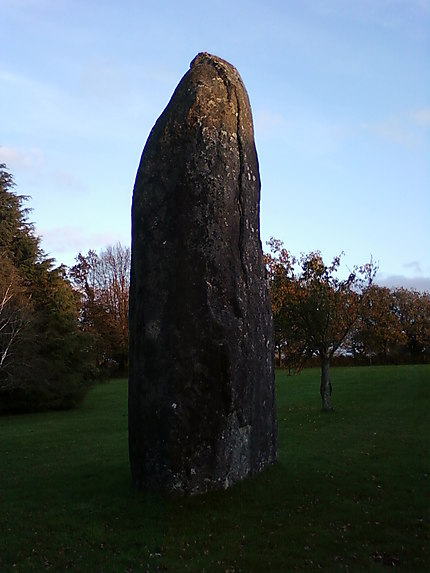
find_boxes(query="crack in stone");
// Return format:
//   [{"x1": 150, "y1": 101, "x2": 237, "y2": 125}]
[
  {"x1": 234, "y1": 87, "x2": 248, "y2": 279},
  {"x1": 203, "y1": 55, "x2": 248, "y2": 279}
]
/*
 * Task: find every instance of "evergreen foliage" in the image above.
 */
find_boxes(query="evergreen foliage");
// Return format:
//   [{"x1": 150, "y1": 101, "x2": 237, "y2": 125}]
[{"x1": 0, "y1": 164, "x2": 94, "y2": 413}]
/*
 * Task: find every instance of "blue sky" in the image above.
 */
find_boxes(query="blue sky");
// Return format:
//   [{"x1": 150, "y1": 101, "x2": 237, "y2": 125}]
[{"x1": 1, "y1": 0, "x2": 429, "y2": 289}]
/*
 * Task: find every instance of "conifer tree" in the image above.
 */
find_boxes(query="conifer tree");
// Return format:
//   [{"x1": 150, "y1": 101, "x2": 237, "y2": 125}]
[{"x1": 0, "y1": 164, "x2": 93, "y2": 413}]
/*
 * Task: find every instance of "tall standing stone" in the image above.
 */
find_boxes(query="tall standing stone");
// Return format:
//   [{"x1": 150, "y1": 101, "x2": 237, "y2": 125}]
[{"x1": 129, "y1": 52, "x2": 277, "y2": 494}]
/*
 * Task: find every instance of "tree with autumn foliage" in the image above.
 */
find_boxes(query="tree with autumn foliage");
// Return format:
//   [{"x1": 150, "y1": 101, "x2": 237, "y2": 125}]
[
  {"x1": 265, "y1": 238, "x2": 376, "y2": 411},
  {"x1": 392, "y1": 288, "x2": 430, "y2": 362},
  {"x1": 347, "y1": 286, "x2": 430, "y2": 364},
  {"x1": 69, "y1": 243, "x2": 130, "y2": 376},
  {"x1": 349, "y1": 285, "x2": 406, "y2": 362}
]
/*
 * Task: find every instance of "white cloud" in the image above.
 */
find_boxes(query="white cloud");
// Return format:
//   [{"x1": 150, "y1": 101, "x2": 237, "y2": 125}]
[
  {"x1": 254, "y1": 107, "x2": 349, "y2": 158},
  {"x1": 411, "y1": 108, "x2": 430, "y2": 126},
  {"x1": 77, "y1": 58, "x2": 130, "y2": 104},
  {"x1": 39, "y1": 226, "x2": 130, "y2": 266},
  {"x1": 362, "y1": 107, "x2": 430, "y2": 145},
  {"x1": 52, "y1": 170, "x2": 88, "y2": 194},
  {"x1": 40, "y1": 227, "x2": 122, "y2": 253},
  {"x1": 403, "y1": 260, "x2": 422, "y2": 274},
  {"x1": 0, "y1": 68, "x2": 79, "y2": 138},
  {"x1": 0, "y1": 69, "x2": 32, "y2": 86},
  {"x1": 310, "y1": 0, "x2": 430, "y2": 34},
  {"x1": 0, "y1": 146, "x2": 44, "y2": 172},
  {"x1": 362, "y1": 117, "x2": 413, "y2": 145},
  {"x1": 376, "y1": 274, "x2": 430, "y2": 292},
  {"x1": 0, "y1": 147, "x2": 87, "y2": 195}
]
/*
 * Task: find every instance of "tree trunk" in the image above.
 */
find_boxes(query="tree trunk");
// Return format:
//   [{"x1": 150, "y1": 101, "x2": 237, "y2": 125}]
[{"x1": 320, "y1": 357, "x2": 333, "y2": 411}]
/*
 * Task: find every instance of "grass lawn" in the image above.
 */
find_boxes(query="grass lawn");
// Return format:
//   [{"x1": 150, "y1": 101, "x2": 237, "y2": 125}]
[{"x1": 1, "y1": 365, "x2": 429, "y2": 572}]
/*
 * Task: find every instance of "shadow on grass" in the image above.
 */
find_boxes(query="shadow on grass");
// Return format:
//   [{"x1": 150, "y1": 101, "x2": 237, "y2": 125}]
[{"x1": 1, "y1": 367, "x2": 429, "y2": 572}]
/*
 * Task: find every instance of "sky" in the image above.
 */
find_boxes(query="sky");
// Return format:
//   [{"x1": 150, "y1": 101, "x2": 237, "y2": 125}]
[{"x1": 1, "y1": 0, "x2": 429, "y2": 290}]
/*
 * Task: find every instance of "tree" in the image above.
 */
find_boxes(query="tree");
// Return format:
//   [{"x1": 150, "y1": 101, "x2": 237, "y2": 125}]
[
  {"x1": 266, "y1": 238, "x2": 376, "y2": 411},
  {"x1": 0, "y1": 164, "x2": 93, "y2": 413},
  {"x1": 0, "y1": 257, "x2": 31, "y2": 378},
  {"x1": 69, "y1": 243, "x2": 130, "y2": 376},
  {"x1": 392, "y1": 288, "x2": 430, "y2": 362},
  {"x1": 264, "y1": 240, "x2": 306, "y2": 372},
  {"x1": 0, "y1": 165, "x2": 41, "y2": 270},
  {"x1": 349, "y1": 285, "x2": 406, "y2": 363}
]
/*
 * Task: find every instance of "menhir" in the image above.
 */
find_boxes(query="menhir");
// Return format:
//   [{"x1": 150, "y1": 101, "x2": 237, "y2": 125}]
[{"x1": 129, "y1": 52, "x2": 278, "y2": 494}]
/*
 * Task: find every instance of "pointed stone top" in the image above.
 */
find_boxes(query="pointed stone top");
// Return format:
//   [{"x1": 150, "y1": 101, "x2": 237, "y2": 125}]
[
  {"x1": 189, "y1": 52, "x2": 243, "y2": 83},
  {"x1": 190, "y1": 52, "x2": 231, "y2": 68}
]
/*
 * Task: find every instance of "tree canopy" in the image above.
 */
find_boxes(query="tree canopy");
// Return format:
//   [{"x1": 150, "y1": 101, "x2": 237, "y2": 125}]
[
  {"x1": 265, "y1": 238, "x2": 376, "y2": 410},
  {"x1": 0, "y1": 164, "x2": 94, "y2": 413},
  {"x1": 69, "y1": 243, "x2": 130, "y2": 377}
]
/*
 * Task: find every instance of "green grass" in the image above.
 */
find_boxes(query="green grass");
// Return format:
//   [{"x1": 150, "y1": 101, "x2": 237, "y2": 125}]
[{"x1": 1, "y1": 365, "x2": 429, "y2": 572}]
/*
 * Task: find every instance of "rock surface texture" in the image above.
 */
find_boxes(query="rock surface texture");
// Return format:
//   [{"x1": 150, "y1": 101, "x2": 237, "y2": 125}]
[{"x1": 129, "y1": 52, "x2": 277, "y2": 494}]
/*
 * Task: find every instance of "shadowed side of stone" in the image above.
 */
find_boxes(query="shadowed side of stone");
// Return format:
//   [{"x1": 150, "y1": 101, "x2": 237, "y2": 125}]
[{"x1": 129, "y1": 52, "x2": 277, "y2": 494}]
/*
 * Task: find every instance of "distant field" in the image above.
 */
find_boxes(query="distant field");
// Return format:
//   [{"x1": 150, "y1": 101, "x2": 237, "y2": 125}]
[{"x1": 1, "y1": 365, "x2": 429, "y2": 572}]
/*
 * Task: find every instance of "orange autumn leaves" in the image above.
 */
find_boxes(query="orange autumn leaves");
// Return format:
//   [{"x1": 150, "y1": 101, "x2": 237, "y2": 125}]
[{"x1": 265, "y1": 238, "x2": 429, "y2": 369}]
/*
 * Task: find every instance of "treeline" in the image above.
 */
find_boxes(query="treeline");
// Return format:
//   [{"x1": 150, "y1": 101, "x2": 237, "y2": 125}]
[
  {"x1": 348, "y1": 285, "x2": 430, "y2": 365},
  {"x1": 0, "y1": 165, "x2": 129, "y2": 413},
  {"x1": 2, "y1": 163, "x2": 429, "y2": 413},
  {"x1": 266, "y1": 239, "x2": 430, "y2": 369}
]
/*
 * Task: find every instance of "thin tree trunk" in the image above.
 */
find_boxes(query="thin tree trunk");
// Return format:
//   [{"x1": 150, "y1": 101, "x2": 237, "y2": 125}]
[{"x1": 320, "y1": 357, "x2": 333, "y2": 411}]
